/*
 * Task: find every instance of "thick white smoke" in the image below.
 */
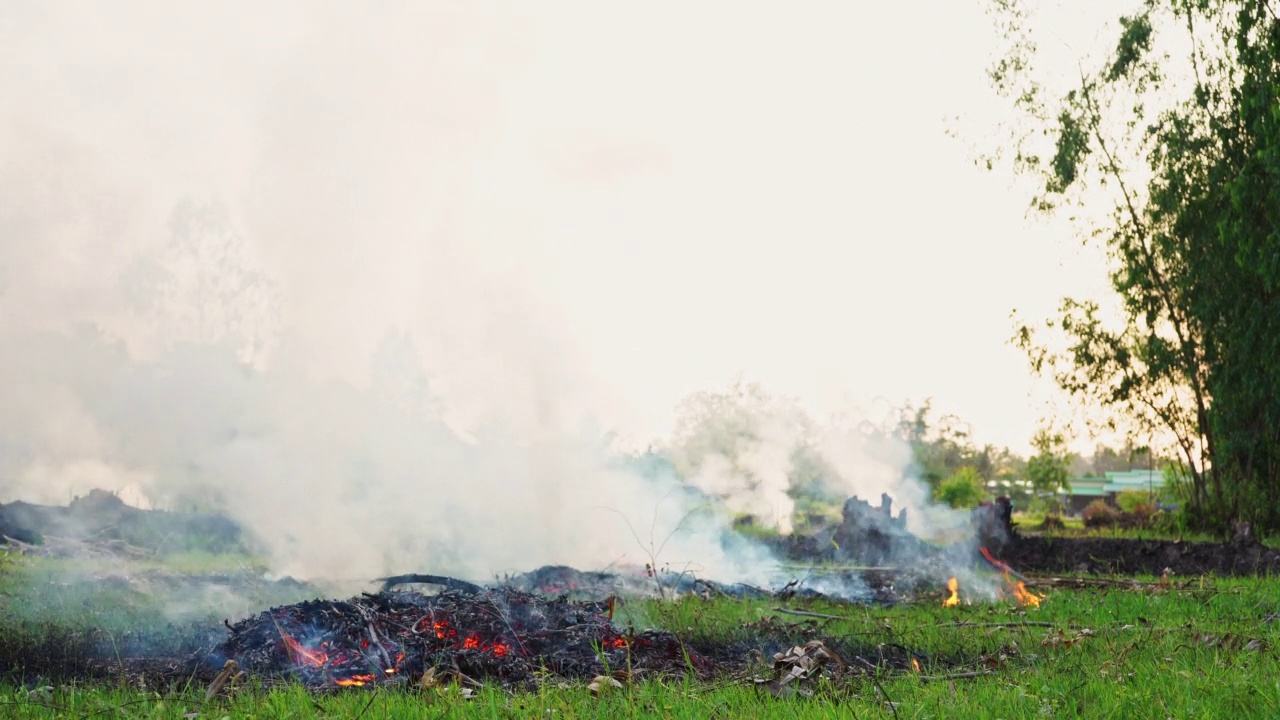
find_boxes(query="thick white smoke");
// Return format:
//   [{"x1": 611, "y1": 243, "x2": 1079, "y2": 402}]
[{"x1": 0, "y1": 2, "x2": 950, "y2": 586}]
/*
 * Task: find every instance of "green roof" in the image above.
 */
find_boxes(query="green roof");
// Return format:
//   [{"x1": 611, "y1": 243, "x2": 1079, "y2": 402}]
[
  {"x1": 1064, "y1": 477, "x2": 1111, "y2": 498},
  {"x1": 1069, "y1": 486, "x2": 1111, "y2": 497},
  {"x1": 1105, "y1": 470, "x2": 1163, "y2": 481},
  {"x1": 1103, "y1": 470, "x2": 1164, "y2": 493},
  {"x1": 1057, "y1": 472, "x2": 1166, "y2": 498}
]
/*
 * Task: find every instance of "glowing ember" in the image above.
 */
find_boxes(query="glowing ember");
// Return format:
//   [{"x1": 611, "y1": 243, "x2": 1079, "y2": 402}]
[
  {"x1": 425, "y1": 619, "x2": 455, "y2": 640},
  {"x1": 336, "y1": 674, "x2": 376, "y2": 687},
  {"x1": 942, "y1": 577, "x2": 960, "y2": 607},
  {"x1": 414, "y1": 618, "x2": 514, "y2": 656},
  {"x1": 222, "y1": 588, "x2": 662, "y2": 689}
]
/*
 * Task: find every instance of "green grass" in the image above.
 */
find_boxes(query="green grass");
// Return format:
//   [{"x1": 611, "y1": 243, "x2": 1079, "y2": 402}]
[
  {"x1": 1014, "y1": 511, "x2": 1085, "y2": 531},
  {"x1": 2, "y1": 552, "x2": 1279, "y2": 718},
  {"x1": 0, "y1": 553, "x2": 313, "y2": 631},
  {"x1": 1010, "y1": 511, "x2": 1279, "y2": 546}
]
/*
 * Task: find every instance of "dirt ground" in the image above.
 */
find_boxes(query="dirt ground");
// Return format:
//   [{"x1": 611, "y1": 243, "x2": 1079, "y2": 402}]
[{"x1": 998, "y1": 535, "x2": 1280, "y2": 577}]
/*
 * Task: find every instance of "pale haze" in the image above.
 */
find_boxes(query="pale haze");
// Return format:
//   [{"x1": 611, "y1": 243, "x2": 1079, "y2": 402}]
[
  {"x1": 0, "y1": 1, "x2": 1140, "y2": 578},
  {"x1": 0, "y1": 1, "x2": 1132, "y2": 450}
]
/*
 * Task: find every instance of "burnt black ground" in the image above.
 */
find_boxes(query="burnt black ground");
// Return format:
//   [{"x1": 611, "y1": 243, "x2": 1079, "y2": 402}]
[
  {"x1": 0, "y1": 621, "x2": 225, "y2": 689},
  {"x1": 998, "y1": 535, "x2": 1280, "y2": 577}
]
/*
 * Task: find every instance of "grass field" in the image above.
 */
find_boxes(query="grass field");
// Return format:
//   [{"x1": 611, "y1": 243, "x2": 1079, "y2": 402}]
[
  {"x1": 1, "y1": 551, "x2": 1278, "y2": 718},
  {"x1": 1008, "y1": 511, "x2": 1280, "y2": 548}
]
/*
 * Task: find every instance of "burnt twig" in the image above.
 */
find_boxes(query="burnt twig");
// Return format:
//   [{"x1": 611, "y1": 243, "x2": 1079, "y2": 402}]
[
  {"x1": 771, "y1": 608, "x2": 854, "y2": 622},
  {"x1": 375, "y1": 574, "x2": 483, "y2": 594},
  {"x1": 937, "y1": 621, "x2": 1060, "y2": 628}
]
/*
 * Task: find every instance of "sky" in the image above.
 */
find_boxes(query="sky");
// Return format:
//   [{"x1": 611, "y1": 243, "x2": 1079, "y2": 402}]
[{"x1": 1, "y1": 0, "x2": 1144, "y2": 460}]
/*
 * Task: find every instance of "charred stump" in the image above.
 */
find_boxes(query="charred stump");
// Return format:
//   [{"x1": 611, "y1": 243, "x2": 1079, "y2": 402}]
[
  {"x1": 971, "y1": 496, "x2": 1015, "y2": 551},
  {"x1": 830, "y1": 493, "x2": 928, "y2": 566}
]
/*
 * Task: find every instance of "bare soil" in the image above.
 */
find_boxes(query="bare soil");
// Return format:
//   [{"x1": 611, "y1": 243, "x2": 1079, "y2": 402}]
[{"x1": 998, "y1": 535, "x2": 1280, "y2": 577}]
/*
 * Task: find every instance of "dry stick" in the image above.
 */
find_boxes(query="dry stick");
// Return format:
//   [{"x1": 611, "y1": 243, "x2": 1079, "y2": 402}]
[
  {"x1": 772, "y1": 607, "x2": 853, "y2": 621},
  {"x1": 937, "y1": 621, "x2": 1060, "y2": 628},
  {"x1": 943, "y1": 620, "x2": 1190, "y2": 633},
  {"x1": 778, "y1": 565, "x2": 898, "y2": 572},
  {"x1": 206, "y1": 660, "x2": 241, "y2": 701},
  {"x1": 1027, "y1": 576, "x2": 1189, "y2": 590},
  {"x1": 0, "y1": 700, "x2": 70, "y2": 717},
  {"x1": 367, "y1": 624, "x2": 394, "y2": 671}
]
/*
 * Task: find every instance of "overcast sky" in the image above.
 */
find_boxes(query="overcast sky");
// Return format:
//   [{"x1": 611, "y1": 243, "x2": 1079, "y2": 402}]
[{"x1": 1, "y1": 0, "x2": 1144, "y2": 456}]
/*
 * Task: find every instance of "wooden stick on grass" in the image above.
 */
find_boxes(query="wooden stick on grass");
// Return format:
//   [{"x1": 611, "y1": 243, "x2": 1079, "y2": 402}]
[{"x1": 771, "y1": 607, "x2": 854, "y2": 621}]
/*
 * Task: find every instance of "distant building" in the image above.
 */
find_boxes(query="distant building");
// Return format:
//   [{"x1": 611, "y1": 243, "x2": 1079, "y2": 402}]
[
  {"x1": 1063, "y1": 470, "x2": 1164, "y2": 516},
  {"x1": 1063, "y1": 476, "x2": 1110, "y2": 516}
]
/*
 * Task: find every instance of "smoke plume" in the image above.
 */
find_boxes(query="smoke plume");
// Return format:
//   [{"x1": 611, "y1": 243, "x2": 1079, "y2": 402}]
[{"x1": 0, "y1": 2, "x2": 955, "y2": 588}]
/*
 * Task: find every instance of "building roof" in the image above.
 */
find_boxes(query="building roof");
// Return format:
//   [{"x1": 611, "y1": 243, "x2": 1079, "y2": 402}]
[
  {"x1": 1062, "y1": 471, "x2": 1164, "y2": 497},
  {"x1": 1069, "y1": 486, "x2": 1111, "y2": 497},
  {"x1": 1064, "y1": 476, "x2": 1110, "y2": 497},
  {"x1": 1103, "y1": 469, "x2": 1164, "y2": 493}
]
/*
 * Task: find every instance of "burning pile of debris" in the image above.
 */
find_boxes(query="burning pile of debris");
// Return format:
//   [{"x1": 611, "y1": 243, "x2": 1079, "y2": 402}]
[{"x1": 216, "y1": 587, "x2": 709, "y2": 689}]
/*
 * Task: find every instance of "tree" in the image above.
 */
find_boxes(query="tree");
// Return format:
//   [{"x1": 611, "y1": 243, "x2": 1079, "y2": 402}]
[
  {"x1": 665, "y1": 377, "x2": 819, "y2": 531},
  {"x1": 991, "y1": 1, "x2": 1280, "y2": 534},
  {"x1": 934, "y1": 466, "x2": 987, "y2": 509},
  {"x1": 124, "y1": 198, "x2": 280, "y2": 365},
  {"x1": 1026, "y1": 428, "x2": 1071, "y2": 516},
  {"x1": 893, "y1": 400, "x2": 986, "y2": 490},
  {"x1": 1090, "y1": 442, "x2": 1155, "y2": 477}
]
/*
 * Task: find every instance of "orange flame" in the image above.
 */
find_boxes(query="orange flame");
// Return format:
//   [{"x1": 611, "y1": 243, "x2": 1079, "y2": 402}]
[
  {"x1": 1011, "y1": 580, "x2": 1044, "y2": 608},
  {"x1": 911, "y1": 658, "x2": 921, "y2": 673},
  {"x1": 942, "y1": 577, "x2": 960, "y2": 607},
  {"x1": 979, "y1": 546, "x2": 1014, "y2": 574},
  {"x1": 380, "y1": 651, "x2": 407, "y2": 676},
  {"x1": 279, "y1": 630, "x2": 329, "y2": 667},
  {"x1": 980, "y1": 546, "x2": 1046, "y2": 607},
  {"x1": 336, "y1": 674, "x2": 376, "y2": 687}
]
